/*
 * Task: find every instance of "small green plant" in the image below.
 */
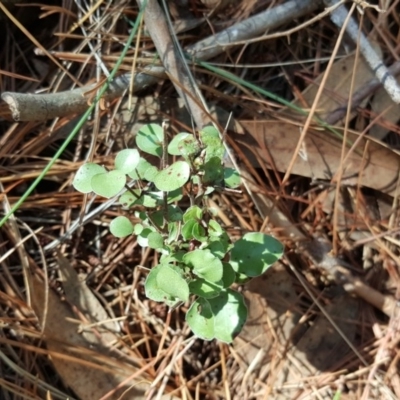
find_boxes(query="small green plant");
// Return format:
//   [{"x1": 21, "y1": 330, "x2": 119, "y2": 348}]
[{"x1": 73, "y1": 123, "x2": 283, "y2": 342}]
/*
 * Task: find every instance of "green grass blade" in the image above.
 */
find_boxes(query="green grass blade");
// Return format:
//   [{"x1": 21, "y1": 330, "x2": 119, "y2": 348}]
[
  {"x1": 196, "y1": 59, "x2": 346, "y2": 141},
  {"x1": 0, "y1": 1, "x2": 148, "y2": 228}
]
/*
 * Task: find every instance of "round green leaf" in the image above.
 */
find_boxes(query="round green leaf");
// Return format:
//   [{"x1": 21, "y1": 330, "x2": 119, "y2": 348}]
[
  {"x1": 199, "y1": 126, "x2": 225, "y2": 161},
  {"x1": 208, "y1": 220, "x2": 223, "y2": 237},
  {"x1": 200, "y1": 125, "x2": 219, "y2": 139},
  {"x1": 183, "y1": 249, "x2": 223, "y2": 282},
  {"x1": 203, "y1": 157, "x2": 223, "y2": 184},
  {"x1": 167, "y1": 222, "x2": 179, "y2": 244},
  {"x1": 144, "y1": 166, "x2": 158, "y2": 182},
  {"x1": 114, "y1": 149, "x2": 140, "y2": 173},
  {"x1": 145, "y1": 265, "x2": 178, "y2": 307},
  {"x1": 148, "y1": 206, "x2": 183, "y2": 230},
  {"x1": 224, "y1": 167, "x2": 241, "y2": 188},
  {"x1": 189, "y1": 278, "x2": 223, "y2": 298},
  {"x1": 133, "y1": 191, "x2": 158, "y2": 208},
  {"x1": 91, "y1": 170, "x2": 126, "y2": 198},
  {"x1": 186, "y1": 298, "x2": 215, "y2": 340},
  {"x1": 160, "y1": 251, "x2": 185, "y2": 264},
  {"x1": 230, "y1": 232, "x2": 284, "y2": 277},
  {"x1": 181, "y1": 219, "x2": 196, "y2": 241},
  {"x1": 119, "y1": 190, "x2": 139, "y2": 208},
  {"x1": 141, "y1": 194, "x2": 160, "y2": 208},
  {"x1": 156, "y1": 264, "x2": 189, "y2": 302},
  {"x1": 221, "y1": 262, "x2": 236, "y2": 287},
  {"x1": 137, "y1": 227, "x2": 153, "y2": 247},
  {"x1": 166, "y1": 205, "x2": 184, "y2": 222},
  {"x1": 120, "y1": 189, "x2": 164, "y2": 208},
  {"x1": 109, "y1": 216, "x2": 134, "y2": 238},
  {"x1": 128, "y1": 157, "x2": 153, "y2": 180},
  {"x1": 207, "y1": 232, "x2": 231, "y2": 259},
  {"x1": 191, "y1": 175, "x2": 201, "y2": 185},
  {"x1": 148, "y1": 210, "x2": 164, "y2": 229},
  {"x1": 153, "y1": 161, "x2": 190, "y2": 192},
  {"x1": 183, "y1": 205, "x2": 202, "y2": 223},
  {"x1": 204, "y1": 186, "x2": 215, "y2": 195},
  {"x1": 73, "y1": 163, "x2": 106, "y2": 193},
  {"x1": 167, "y1": 132, "x2": 190, "y2": 155},
  {"x1": 208, "y1": 289, "x2": 247, "y2": 343},
  {"x1": 134, "y1": 223, "x2": 144, "y2": 235},
  {"x1": 166, "y1": 188, "x2": 183, "y2": 203},
  {"x1": 136, "y1": 123, "x2": 164, "y2": 157},
  {"x1": 140, "y1": 189, "x2": 183, "y2": 206},
  {"x1": 147, "y1": 231, "x2": 164, "y2": 249},
  {"x1": 206, "y1": 240, "x2": 227, "y2": 259},
  {"x1": 177, "y1": 135, "x2": 201, "y2": 158},
  {"x1": 192, "y1": 222, "x2": 207, "y2": 242}
]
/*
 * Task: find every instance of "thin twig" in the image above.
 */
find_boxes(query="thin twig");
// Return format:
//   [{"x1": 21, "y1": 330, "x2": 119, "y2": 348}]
[
  {"x1": 1, "y1": 0, "x2": 322, "y2": 121},
  {"x1": 325, "y1": 60, "x2": 400, "y2": 125},
  {"x1": 43, "y1": 181, "x2": 137, "y2": 253},
  {"x1": 324, "y1": 0, "x2": 400, "y2": 103},
  {"x1": 1, "y1": 69, "x2": 165, "y2": 121},
  {"x1": 137, "y1": 0, "x2": 210, "y2": 129},
  {"x1": 186, "y1": 0, "x2": 322, "y2": 61}
]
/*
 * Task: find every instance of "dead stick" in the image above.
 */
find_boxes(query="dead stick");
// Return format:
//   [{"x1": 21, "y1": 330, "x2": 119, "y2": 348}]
[
  {"x1": 301, "y1": 238, "x2": 397, "y2": 318},
  {"x1": 1, "y1": 0, "x2": 321, "y2": 122},
  {"x1": 137, "y1": 0, "x2": 210, "y2": 129},
  {"x1": 186, "y1": 0, "x2": 321, "y2": 61},
  {"x1": 1, "y1": 67, "x2": 165, "y2": 122},
  {"x1": 325, "y1": 60, "x2": 400, "y2": 125},
  {"x1": 324, "y1": 0, "x2": 400, "y2": 103}
]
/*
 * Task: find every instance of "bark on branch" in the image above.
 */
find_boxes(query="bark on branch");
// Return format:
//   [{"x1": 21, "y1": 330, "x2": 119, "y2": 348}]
[
  {"x1": 324, "y1": 0, "x2": 400, "y2": 103},
  {"x1": 1, "y1": 0, "x2": 321, "y2": 121},
  {"x1": 137, "y1": 0, "x2": 210, "y2": 129}
]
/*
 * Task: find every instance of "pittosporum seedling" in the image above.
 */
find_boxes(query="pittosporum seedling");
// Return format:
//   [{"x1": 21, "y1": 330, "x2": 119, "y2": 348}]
[{"x1": 73, "y1": 123, "x2": 283, "y2": 342}]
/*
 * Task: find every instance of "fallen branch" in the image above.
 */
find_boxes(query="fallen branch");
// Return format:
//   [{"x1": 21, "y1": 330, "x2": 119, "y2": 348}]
[
  {"x1": 0, "y1": 68, "x2": 165, "y2": 122},
  {"x1": 137, "y1": 0, "x2": 210, "y2": 129},
  {"x1": 324, "y1": 0, "x2": 400, "y2": 103},
  {"x1": 325, "y1": 60, "x2": 400, "y2": 125},
  {"x1": 186, "y1": 0, "x2": 321, "y2": 61},
  {"x1": 1, "y1": 0, "x2": 321, "y2": 121}
]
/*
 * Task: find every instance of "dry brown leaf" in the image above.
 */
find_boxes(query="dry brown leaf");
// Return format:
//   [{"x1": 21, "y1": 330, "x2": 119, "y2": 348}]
[
  {"x1": 126, "y1": 97, "x2": 400, "y2": 199},
  {"x1": 234, "y1": 266, "x2": 359, "y2": 399},
  {"x1": 292, "y1": 53, "x2": 374, "y2": 121},
  {"x1": 29, "y1": 259, "x2": 177, "y2": 400},
  {"x1": 238, "y1": 119, "x2": 400, "y2": 197},
  {"x1": 286, "y1": 290, "x2": 359, "y2": 399},
  {"x1": 291, "y1": 47, "x2": 399, "y2": 140},
  {"x1": 233, "y1": 264, "x2": 301, "y2": 399},
  {"x1": 29, "y1": 271, "x2": 151, "y2": 400},
  {"x1": 234, "y1": 264, "x2": 301, "y2": 366},
  {"x1": 57, "y1": 253, "x2": 121, "y2": 346},
  {"x1": 370, "y1": 86, "x2": 400, "y2": 140},
  {"x1": 292, "y1": 288, "x2": 359, "y2": 372}
]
